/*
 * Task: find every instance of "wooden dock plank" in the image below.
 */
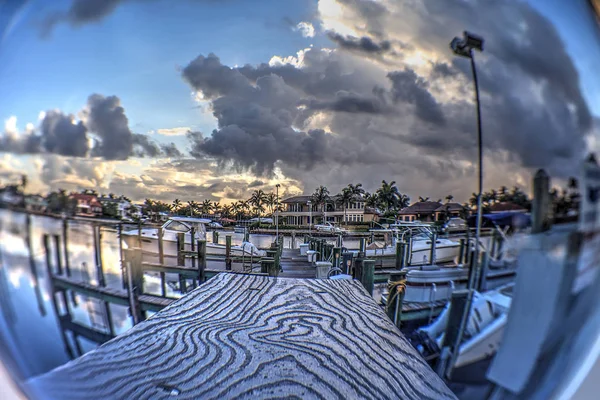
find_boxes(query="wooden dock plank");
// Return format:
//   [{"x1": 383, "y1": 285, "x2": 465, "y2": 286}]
[{"x1": 27, "y1": 274, "x2": 455, "y2": 400}]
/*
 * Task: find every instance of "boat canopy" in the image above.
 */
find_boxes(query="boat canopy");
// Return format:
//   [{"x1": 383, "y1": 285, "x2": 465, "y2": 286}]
[
  {"x1": 467, "y1": 212, "x2": 531, "y2": 229},
  {"x1": 162, "y1": 217, "x2": 210, "y2": 234}
]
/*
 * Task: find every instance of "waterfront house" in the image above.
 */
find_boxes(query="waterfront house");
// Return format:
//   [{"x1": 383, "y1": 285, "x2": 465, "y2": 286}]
[
  {"x1": 24, "y1": 194, "x2": 48, "y2": 213},
  {"x1": 0, "y1": 185, "x2": 23, "y2": 207},
  {"x1": 397, "y1": 201, "x2": 443, "y2": 222},
  {"x1": 70, "y1": 193, "x2": 103, "y2": 217},
  {"x1": 280, "y1": 194, "x2": 379, "y2": 226},
  {"x1": 99, "y1": 196, "x2": 133, "y2": 219},
  {"x1": 434, "y1": 202, "x2": 467, "y2": 221}
]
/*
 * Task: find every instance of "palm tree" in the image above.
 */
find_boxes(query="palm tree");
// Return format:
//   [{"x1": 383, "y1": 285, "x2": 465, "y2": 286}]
[
  {"x1": 376, "y1": 180, "x2": 401, "y2": 213},
  {"x1": 20, "y1": 174, "x2": 27, "y2": 191},
  {"x1": 221, "y1": 204, "x2": 233, "y2": 219},
  {"x1": 249, "y1": 190, "x2": 267, "y2": 217},
  {"x1": 311, "y1": 186, "x2": 330, "y2": 223},
  {"x1": 336, "y1": 187, "x2": 354, "y2": 225},
  {"x1": 445, "y1": 195, "x2": 454, "y2": 203},
  {"x1": 398, "y1": 194, "x2": 410, "y2": 209},
  {"x1": 212, "y1": 202, "x2": 222, "y2": 216},
  {"x1": 172, "y1": 198, "x2": 182, "y2": 214},
  {"x1": 365, "y1": 192, "x2": 379, "y2": 209},
  {"x1": 265, "y1": 192, "x2": 277, "y2": 216},
  {"x1": 418, "y1": 196, "x2": 430, "y2": 202},
  {"x1": 201, "y1": 199, "x2": 212, "y2": 217},
  {"x1": 187, "y1": 201, "x2": 199, "y2": 216}
]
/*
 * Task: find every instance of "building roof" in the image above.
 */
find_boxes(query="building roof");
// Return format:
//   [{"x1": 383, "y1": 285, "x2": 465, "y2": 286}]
[
  {"x1": 281, "y1": 195, "x2": 313, "y2": 204},
  {"x1": 488, "y1": 202, "x2": 528, "y2": 213},
  {"x1": 398, "y1": 201, "x2": 443, "y2": 215},
  {"x1": 70, "y1": 193, "x2": 102, "y2": 205},
  {"x1": 434, "y1": 202, "x2": 465, "y2": 212}
]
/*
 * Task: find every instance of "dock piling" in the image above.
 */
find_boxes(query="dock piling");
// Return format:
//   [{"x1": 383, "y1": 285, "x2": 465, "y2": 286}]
[
  {"x1": 532, "y1": 169, "x2": 551, "y2": 234},
  {"x1": 212, "y1": 231, "x2": 219, "y2": 244},
  {"x1": 197, "y1": 240, "x2": 207, "y2": 283},
  {"x1": 124, "y1": 248, "x2": 144, "y2": 324},
  {"x1": 177, "y1": 232, "x2": 185, "y2": 266},
  {"x1": 225, "y1": 235, "x2": 232, "y2": 271},
  {"x1": 361, "y1": 259, "x2": 375, "y2": 295}
]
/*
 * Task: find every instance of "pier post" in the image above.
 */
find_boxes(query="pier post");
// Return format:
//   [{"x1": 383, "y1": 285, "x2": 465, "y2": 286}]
[
  {"x1": 442, "y1": 289, "x2": 470, "y2": 352},
  {"x1": 361, "y1": 259, "x2": 375, "y2": 296},
  {"x1": 359, "y1": 238, "x2": 366, "y2": 257},
  {"x1": 157, "y1": 227, "x2": 166, "y2": 296},
  {"x1": 336, "y1": 233, "x2": 343, "y2": 248},
  {"x1": 261, "y1": 257, "x2": 276, "y2": 275},
  {"x1": 243, "y1": 229, "x2": 249, "y2": 242},
  {"x1": 197, "y1": 240, "x2": 207, "y2": 283},
  {"x1": 532, "y1": 169, "x2": 551, "y2": 234},
  {"x1": 177, "y1": 232, "x2": 185, "y2": 266},
  {"x1": 118, "y1": 223, "x2": 126, "y2": 290},
  {"x1": 43, "y1": 234, "x2": 74, "y2": 358},
  {"x1": 291, "y1": 231, "x2": 296, "y2": 249},
  {"x1": 92, "y1": 225, "x2": 105, "y2": 287},
  {"x1": 458, "y1": 238, "x2": 466, "y2": 265},
  {"x1": 370, "y1": 231, "x2": 374, "y2": 244},
  {"x1": 395, "y1": 241, "x2": 404, "y2": 269},
  {"x1": 137, "y1": 220, "x2": 142, "y2": 248},
  {"x1": 477, "y1": 251, "x2": 490, "y2": 292},
  {"x1": 62, "y1": 218, "x2": 71, "y2": 277},
  {"x1": 53, "y1": 235, "x2": 63, "y2": 275},
  {"x1": 225, "y1": 235, "x2": 232, "y2": 271},
  {"x1": 406, "y1": 237, "x2": 414, "y2": 266},
  {"x1": 386, "y1": 270, "x2": 407, "y2": 327},
  {"x1": 25, "y1": 215, "x2": 46, "y2": 316},
  {"x1": 332, "y1": 247, "x2": 341, "y2": 270},
  {"x1": 341, "y1": 252, "x2": 354, "y2": 275},
  {"x1": 125, "y1": 248, "x2": 144, "y2": 324},
  {"x1": 212, "y1": 231, "x2": 219, "y2": 244}
]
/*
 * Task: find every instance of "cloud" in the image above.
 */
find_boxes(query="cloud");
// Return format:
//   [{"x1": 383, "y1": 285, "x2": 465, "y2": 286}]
[
  {"x1": 326, "y1": 31, "x2": 391, "y2": 54},
  {"x1": 294, "y1": 21, "x2": 315, "y2": 38},
  {"x1": 177, "y1": 0, "x2": 595, "y2": 201},
  {"x1": 40, "y1": 0, "x2": 128, "y2": 36},
  {"x1": 387, "y1": 69, "x2": 445, "y2": 125},
  {"x1": 2, "y1": 94, "x2": 178, "y2": 160},
  {"x1": 40, "y1": 110, "x2": 89, "y2": 157},
  {"x1": 156, "y1": 127, "x2": 191, "y2": 136}
]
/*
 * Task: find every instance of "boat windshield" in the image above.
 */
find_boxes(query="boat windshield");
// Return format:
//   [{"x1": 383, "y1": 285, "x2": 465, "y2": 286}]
[{"x1": 163, "y1": 220, "x2": 190, "y2": 232}]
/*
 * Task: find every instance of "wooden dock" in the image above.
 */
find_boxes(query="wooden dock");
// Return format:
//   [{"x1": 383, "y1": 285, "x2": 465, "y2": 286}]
[{"x1": 26, "y1": 273, "x2": 456, "y2": 399}]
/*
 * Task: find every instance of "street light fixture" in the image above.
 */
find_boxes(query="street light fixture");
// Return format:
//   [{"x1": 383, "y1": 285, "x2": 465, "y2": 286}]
[
  {"x1": 275, "y1": 184, "x2": 280, "y2": 238},
  {"x1": 307, "y1": 200, "x2": 312, "y2": 233},
  {"x1": 448, "y1": 30, "x2": 484, "y2": 378}
]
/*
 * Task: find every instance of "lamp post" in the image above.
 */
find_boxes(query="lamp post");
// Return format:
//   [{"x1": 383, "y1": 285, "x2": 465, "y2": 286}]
[
  {"x1": 275, "y1": 184, "x2": 280, "y2": 238},
  {"x1": 307, "y1": 200, "x2": 312, "y2": 233},
  {"x1": 450, "y1": 31, "x2": 484, "y2": 283},
  {"x1": 448, "y1": 31, "x2": 484, "y2": 378}
]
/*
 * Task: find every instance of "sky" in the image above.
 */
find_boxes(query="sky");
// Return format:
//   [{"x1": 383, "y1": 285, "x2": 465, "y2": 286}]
[{"x1": 1, "y1": 0, "x2": 600, "y2": 204}]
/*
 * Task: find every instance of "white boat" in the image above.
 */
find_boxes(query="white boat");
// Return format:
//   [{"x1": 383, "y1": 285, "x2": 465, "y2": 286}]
[
  {"x1": 415, "y1": 283, "x2": 513, "y2": 369},
  {"x1": 122, "y1": 216, "x2": 265, "y2": 266},
  {"x1": 363, "y1": 224, "x2": 461, "y2": 265}
]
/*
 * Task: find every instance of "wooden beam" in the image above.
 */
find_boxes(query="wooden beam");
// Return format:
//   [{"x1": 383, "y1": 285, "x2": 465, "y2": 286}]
[{"x1": 26, "y1": 274, "x2": 455, "y2": 400}]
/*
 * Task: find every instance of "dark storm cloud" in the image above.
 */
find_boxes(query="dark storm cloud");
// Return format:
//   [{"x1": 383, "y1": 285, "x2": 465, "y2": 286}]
[
  {"x1": 41, "y1": 111, "x2": 89, "y2": 157},
  {"x1": 431, "y1": 62, "x2": 457, "y2": 79},
  {"x1": 0, "y1": 133, "x2": 42, "y2": 154},
  {"x1": 302, "y1": 91, "x2": 388, "y2": 114},
  {"x1": 85, "y1": 94, "x2": 133, "y2": 160},
  {"x1": 326, "y1": 31, "x2": 392, "y2": 54},
  {"x1": 247, "y1": 180, "x2": 264, "y2": 188},
  {"x1": 387, "y1": 69, "x2": 445, "y2": 125},
  {"x1": 160, "y1": 143, "x2": 183, "y2": 158},
  {"x1": 182, "y1": 52, "x2": 395, "y2": 175},
  {"x1": 40, "y1": 0, "x2": 126, "y2": 36}
]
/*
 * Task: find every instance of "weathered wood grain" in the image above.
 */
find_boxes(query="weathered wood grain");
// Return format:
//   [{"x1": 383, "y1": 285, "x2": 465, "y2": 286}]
[{"x1": 27, "y1": 274, "x2": 455, "y2": 400}]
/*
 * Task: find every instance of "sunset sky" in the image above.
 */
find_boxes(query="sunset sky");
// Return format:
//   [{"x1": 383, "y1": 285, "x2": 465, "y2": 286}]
[{"x1": 1, "y1": 0, "x2": 600, "y2": 204}]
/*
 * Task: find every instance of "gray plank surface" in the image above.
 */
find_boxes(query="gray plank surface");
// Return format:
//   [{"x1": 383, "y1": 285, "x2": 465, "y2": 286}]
[{"x1": 27, "y1": 274, "x2": 455, "y2": 400}]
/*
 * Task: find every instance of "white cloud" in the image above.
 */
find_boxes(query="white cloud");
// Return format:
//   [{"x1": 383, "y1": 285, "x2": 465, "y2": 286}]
[
  {"x1": 38, "y1": 111, "x2": 46, "y2": 121},
  {"x1": 156, "y1": 127, "x2": 191, "y2": 136},
  {"x1": 294, "y1": 21, "x2": 315, "y2": 38},
  {"x1": 25, "y1": 122, "x2": 35, "y2": 133},
  {"x1": 4, "y1": 116, "x2": 17, "y2": 134}
]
